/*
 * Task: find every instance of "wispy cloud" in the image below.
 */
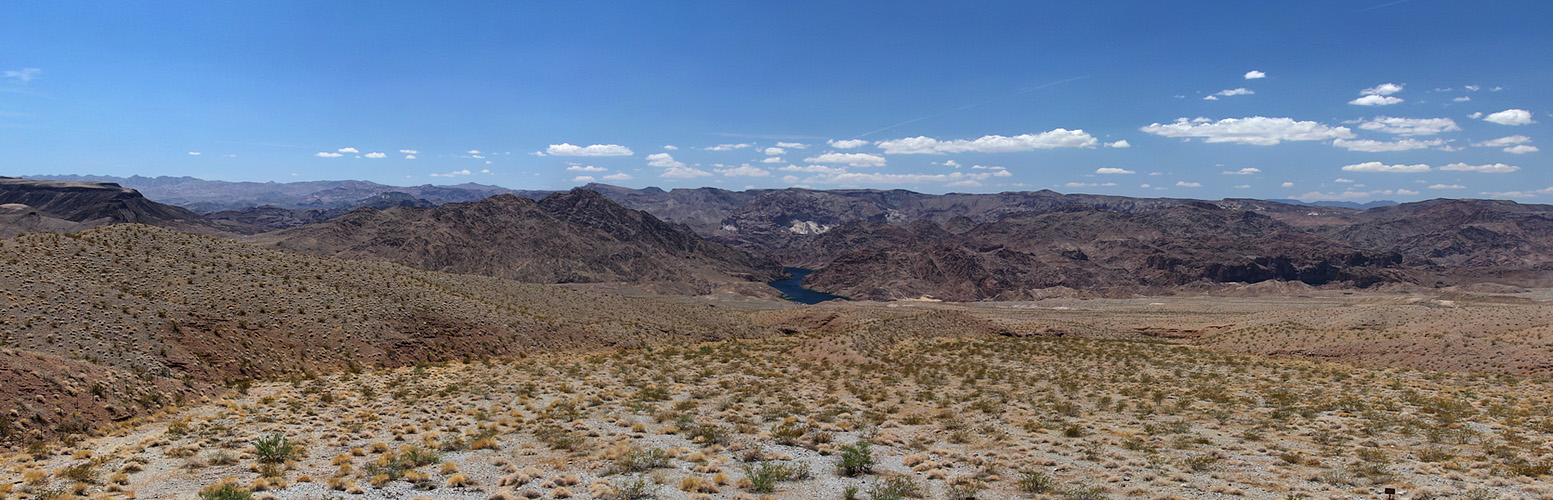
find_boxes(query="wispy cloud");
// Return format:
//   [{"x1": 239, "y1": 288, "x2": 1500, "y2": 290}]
[
  {"x1": 1140, "y1": 117, "x2": 1353, "y2": 145},
  {"x1": 2, "y1": 68, "x2": 41, "y2": 83},
  {"x1": 547, "y1": 143, "x2": 634, "y2": 156},
  {"x1": 803, "y1": 152, "x2": 888, "y2": 166},
  {"x1": 1341, "y1": 161, "x2": 1431, "y2": 173},
  {"x1": 876, "y1": 129, "x2": 1097, "y2": 154}
]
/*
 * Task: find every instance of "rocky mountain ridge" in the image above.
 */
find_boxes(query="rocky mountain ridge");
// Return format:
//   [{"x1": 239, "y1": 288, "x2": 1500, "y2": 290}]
[{"x1": 253, "y1": 188, "x2": 787, "y2": 294}]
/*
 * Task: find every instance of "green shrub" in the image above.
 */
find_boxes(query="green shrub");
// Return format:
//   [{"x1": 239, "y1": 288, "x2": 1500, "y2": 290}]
[
  {"x1": 1017, "y1": 469, "x2": 1057, "y2": 494},
  {"x1": 198, "y1": 483, "x2": 252, "y2": 500},
  {"x1": 743, "y1": 461, "x2": 811, "y2": 493},
  {"x1": 251, "y1": 433, "x2": 298, "y2": 464},
  {"x1": 868, "y1": 474, "x2": 923, "y2": 500},
  {"x1": 836, "y1": 440, "x2": 874, "y2": 477},
  {"x1": 609, "y1": 447, "x2": 670, "y2": 475}
]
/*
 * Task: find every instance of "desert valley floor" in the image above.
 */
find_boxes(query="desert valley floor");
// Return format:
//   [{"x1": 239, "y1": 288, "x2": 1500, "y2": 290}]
[{"x1": 4, "y1": 291, "x2": 1552, "y2": 500}]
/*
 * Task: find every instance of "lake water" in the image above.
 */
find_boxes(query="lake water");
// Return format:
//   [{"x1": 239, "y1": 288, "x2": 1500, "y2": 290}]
[{"x1": 768, "y1": 267, "x2": 845, "y2": 304}]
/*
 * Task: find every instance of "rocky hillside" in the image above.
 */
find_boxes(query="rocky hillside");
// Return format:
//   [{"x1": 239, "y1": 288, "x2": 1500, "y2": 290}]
[
  {"x1": 801, "y1": 203, "x2": 1414, "y2": 300},
  {"x1": 0, "y1": 177, "x2": 210, "y2": 232},
  {"x1": 202, "y1": 192, "x2": 438, "y2": 234},
  {"x1": 256, "y1": 189, "x2": 786, "y2": 293},
  {"x1": 0, "y1": 224, "x2": 771, "y2": 444}
]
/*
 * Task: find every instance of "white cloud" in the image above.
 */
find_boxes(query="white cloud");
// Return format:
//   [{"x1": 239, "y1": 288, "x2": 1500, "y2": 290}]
[
  {"x1": 705, "y1": 143, "x2": 752, "y2": 151},
  {"x1": 645, "y1": 152, "x2": 685, "y2": 168},
  {"x1": 663, "y1": 145, "x2": 678, "y2": 150},
  {"x1": 1295, "y1": 188, "x2": 1418, "y2": 201},
  {"x1": 1139, "y1": 116, "x2": 1354, "y2": 145},
  {"x1": 1341, "y1": 162, "x2": 1431, "y2": 173},
  {"x1": 1466, "y1": 85, "x2": 1480, "y2": 91},
  {"x1": 1105, "y1": 140, "x2": 1131, "y2": 148},
  {"x1": 1334, "y1": 178, "x2": 1354, "y2": 183},
  {"x1": 602, "y1": 172, "x2": 634, "y2": 181},
  {"x1": 315, "y1": 152, "x2": 343, "y2": 158},
  {"x1": 3, "y1": 68, "x2": 41, "y2": 82},
  {"x1": 1244, "y1": 70, "x2": 1266, "y2": 80},
  {"x1": 1478, "y1": 189, "x2": 1550, "y2": 199},
  {"x1": 1483, "y1": 109, "x2": 1534, "y2": 126},
  {"x1": 942, "y1": 160, "x2": 961, "y2": 168},
  {"x1": 336, "y1": 147, "x2": 359, "y2": 154},
  {"x1": 1355, "y1": 116, "x2": 1460, "y2": 136},
  {"x1": 1095, "y1": 167, "x2": 1135, "y2": 174},
  {"x1": 1452, "y1": 96, "x2": 1471, "y2": 102},
  {"x1": 1175, "y1": 181, "x2": 1202, "y2": 187},
  {"x1": 1362, "y1": 83, "x2": 1405, "y2": 96},
  {"x1": 1503, "y1": 145, "x2": 1539, "y2": 154},
  {"x1": 399, "y1": 149, "x2": 419, "y2": 154},
  {"x1": 1475, "y1": 135, "x2": 1531, "y2": 147},
  {"x1": 876, "y1": 129, "x2": 1098, "y2": 154},
  {"x1": 761, "y1": 157, "x2": 784, "y2": 163},
  {"x1": 404, "y1": 154, "x2": 417, "y2": 159},
  {"x1": 430, "y1": 169, "x2": 474, "y2": 177},
  {"x1": 779, "y1": 165, "x2": 847, "y2": 174},
  {"x1": 661, "y1": 166, "x2": 713, "y2": 178},
  {"x1": 1281, "y1": 182, "x2": 1295, "y2": 188},
  {"x1": 187, "y1": 152, "x2": 200, "y2": 155},
  {"x1": 763, "y1": 147, "x2": 785, "y2": 156},
  {"x1": 1332, "y1": 138, "x2": 1448, "y2": 152},
  {"x1": 718, "y1": 165, "x2": 771, "y2": 177},
  {"x1": 1206, "y1": 88, "x2": 1254, "y2": 100},
  {"x1": 1221, "y1": 167, "x2": 1261, "y2": 175},
  {"x1": 828, "y1": 139, "x2": 869, "y2": 149},
  {"x1": 1429, "y1": 184, "x2": 1466, "y2": 189},
  {"x1": 1235, "y1": 185, "x2": 1250, "y2": 189},
  {"x1": 804, "y1": 170, "x2": 1006, "y2": 186},
  {"x1": 571, "y1": 176, "x2": 596, "y2": 183},
  {"x1": 364, "y1": 152, "x2": 387, "y2": 159},
  {"x1": 1468, "y1": 112, "x2": 1484, "y2": 119},
  {"x1": 547, "y1": 143, "x2": 634, "y2": 156},
  {"x1": 566, "y1": 165, "x2": 607, "y2": 172},
  {"x1": 1439, "y1": 162, "x2": 1519, "y2": 173},
  {"x1": 970, "y1": 165, "x2": 1012, "y2": 177},
  {"x1": 1349, "y1": 95, "x2": 1403, "y2": 106},
  {"x1": 775, "y1": 142, "x2": 808, "y2": 149},
  {"x1": 803, "y1": 152, "x2": 888, "y2": 167}
]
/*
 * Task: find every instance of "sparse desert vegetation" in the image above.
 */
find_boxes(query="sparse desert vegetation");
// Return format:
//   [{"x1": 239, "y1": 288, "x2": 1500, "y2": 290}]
[{"x1": 4, "y1": 307, "x2": 1552, "y2": 499}]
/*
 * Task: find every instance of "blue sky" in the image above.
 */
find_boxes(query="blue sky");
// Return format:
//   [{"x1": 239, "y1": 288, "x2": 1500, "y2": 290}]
[{"x1": 2, "y1": 1, "x2": 1549, "y2": 201}]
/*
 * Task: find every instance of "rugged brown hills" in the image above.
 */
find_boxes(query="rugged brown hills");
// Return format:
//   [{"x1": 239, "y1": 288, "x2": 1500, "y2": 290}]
[
  {"x1": 0, "y1": 177, "x2": 210, "y2": 232},
  {"x1": 801, "y1": 204, "x2": 1420, "y2": 301},
  {"x1": 256, "y1": 189, "x2": 786, "y2": 294},
  {"x1": 202, "y1": 192, "x2": 439, "y2": 235},
  {"x1": 0, "y1": 223, "x2": 773, "y2": 444}
]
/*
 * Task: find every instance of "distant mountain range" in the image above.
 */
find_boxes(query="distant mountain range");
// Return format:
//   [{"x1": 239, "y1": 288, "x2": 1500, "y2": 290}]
[
  {"x1": 7, "y1": 175, "x2": 1551, "y2": 298},
  {"x1": 29, "y1": 174, "x2": 542, "y2": 211}
]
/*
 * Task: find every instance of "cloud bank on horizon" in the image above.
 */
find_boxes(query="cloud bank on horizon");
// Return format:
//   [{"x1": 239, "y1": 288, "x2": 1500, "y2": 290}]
[{"x1": 1, "y1": 2, "x2": 1548, "y2": 202}]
